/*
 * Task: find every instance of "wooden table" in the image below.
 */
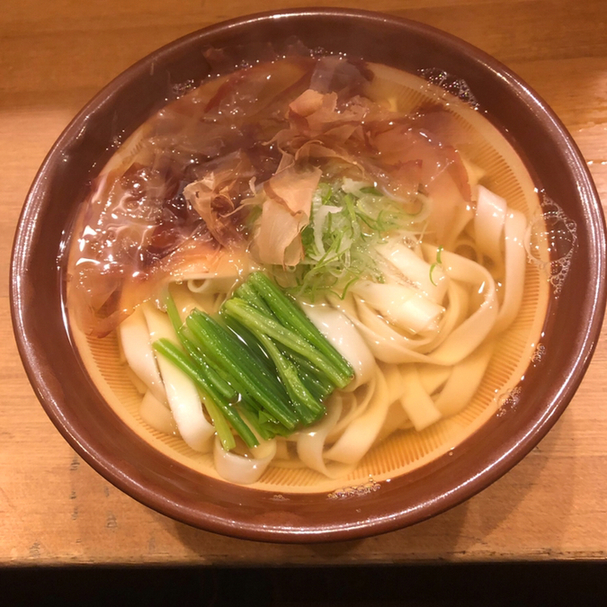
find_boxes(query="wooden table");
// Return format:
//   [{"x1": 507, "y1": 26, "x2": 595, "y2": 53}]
[{"x1": 2, "y1": 1, "x2": 606, "y2": 566}]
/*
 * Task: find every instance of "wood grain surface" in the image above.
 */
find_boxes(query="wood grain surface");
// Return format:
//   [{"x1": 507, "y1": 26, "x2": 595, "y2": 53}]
[{"x1": 1, "y1": 0, "x2": 606, "y2": 565}]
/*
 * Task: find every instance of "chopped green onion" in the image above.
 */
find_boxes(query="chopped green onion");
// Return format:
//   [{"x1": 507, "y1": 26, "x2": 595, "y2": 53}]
[
  {"x1": 202, "y1": 395, "x2": 236, "y2": 452},
  {"x1": 221, "y1": 313, "x2": 275, "y2": 372},
  {"x1": 246, "y1": 272, "x2": 353, "y2": 380},
  {"x1": 151, "y1": 273, "x2": 356, "y2": 453},
  {"x1": 429, "y1": 246, "x2": 444, "y2": 287},
  {"x1": 186, "y1": 310, "x2": 299, "y2": 429},
  {"x1": 178, "y1": 330, "x2": 237, "y2": 401},
  {"x1": 255, "y1": 332, "x2": 325, "y2": 425},
  {"x1": 288, "y1": 179, "x2": 425, "y2": 298},
  {"x1": 165, "y1": 290, "x2": 184, "y2": 334},
  {"x1": 223, "y1": 297, "x2": 351, "y2": 389}
]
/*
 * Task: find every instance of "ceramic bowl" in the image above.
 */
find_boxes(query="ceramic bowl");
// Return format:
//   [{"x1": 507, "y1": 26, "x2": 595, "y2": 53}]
[{"x1": 11, "y1": 9, "x2": 605, "y2": 542}]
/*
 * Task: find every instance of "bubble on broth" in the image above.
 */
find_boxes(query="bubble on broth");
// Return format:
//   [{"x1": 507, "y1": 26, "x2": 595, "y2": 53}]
[
  {"x1": 171, "y1": 79, "x2": 197, "y2": 99},
  {"x1": 495, "y1": 386, "x2": 522, "y2": 418},
  {"x1": 418, "y1": 67, "x2": 479, "y2": 108},
  {"x1": 525, "y1": 197, "x2": 577, "y2": 296},
  {"x1": 530, "y1": 342, "x2": 546, "y2": 366},
  {"x1": 327, "y1": 477, "x2": 381, "y2": 500}
]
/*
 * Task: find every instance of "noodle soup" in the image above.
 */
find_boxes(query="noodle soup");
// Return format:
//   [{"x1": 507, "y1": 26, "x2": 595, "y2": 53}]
[{"x1": 66, "y1": 54, "x2": 552, "y2": 492}]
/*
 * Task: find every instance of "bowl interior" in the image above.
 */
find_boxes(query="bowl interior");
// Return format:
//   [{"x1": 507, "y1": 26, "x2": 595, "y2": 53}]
[
  {"x1": 69, "y1": 62, "x2": 551, "y2": 494},
  {"x1": 11, "y1": 9, "x2": 605, "y2": 542}
]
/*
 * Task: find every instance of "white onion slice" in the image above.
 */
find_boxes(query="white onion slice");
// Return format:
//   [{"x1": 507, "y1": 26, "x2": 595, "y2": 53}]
[
  {"x1": 118, "y1": 307, "x2": 167, "y2": 405},
  {"x1": 302, "y1": 303, "x2": 375, "y2": 389},
  {"x1": 352, "y1": 280, "x2": 444, "y2": 335},
  {"x1": 142, "y1": 304, "x2": 215, "y2": 453},
  {"x1": 376, "y1": 240, "x2": 448, "y2": 304}
]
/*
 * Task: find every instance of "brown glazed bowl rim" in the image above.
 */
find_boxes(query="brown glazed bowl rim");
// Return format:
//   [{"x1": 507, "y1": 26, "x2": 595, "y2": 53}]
[{"x1": 10, "y1": 8, "x2": 606, "y2": 543}]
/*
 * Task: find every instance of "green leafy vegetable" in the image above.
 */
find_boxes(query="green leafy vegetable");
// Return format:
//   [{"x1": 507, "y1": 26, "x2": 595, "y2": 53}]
[{"x1": 152, "y1": 273, "x2": 355, "y2": 452}]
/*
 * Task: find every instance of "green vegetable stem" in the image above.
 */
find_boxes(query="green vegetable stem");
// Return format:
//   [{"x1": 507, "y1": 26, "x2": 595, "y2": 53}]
[{"x1": 153, "y1": 273, "x2": 355, "y2": 453}]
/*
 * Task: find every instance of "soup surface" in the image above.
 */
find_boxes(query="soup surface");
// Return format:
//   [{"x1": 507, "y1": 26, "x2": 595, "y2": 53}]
[{"x1": 67, "y1": 53, "x2": 552, "y2": 492}]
